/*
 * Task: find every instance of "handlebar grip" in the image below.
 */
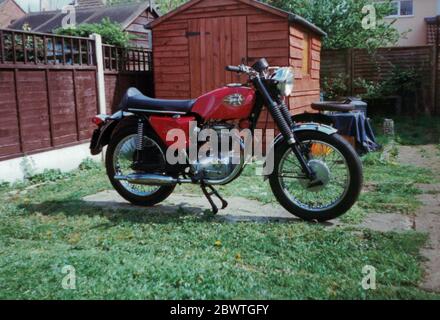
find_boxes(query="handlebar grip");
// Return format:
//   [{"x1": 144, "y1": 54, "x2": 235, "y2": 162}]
[{"x1": 225, "y1": 65, "x2": 241, "y2": 73}]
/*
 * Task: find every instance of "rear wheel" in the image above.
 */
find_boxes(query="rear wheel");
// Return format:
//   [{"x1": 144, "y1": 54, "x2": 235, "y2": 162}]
[
  {"x1": 269, "y1": 131, "x2": 363, "y2": 222},
  {"x1": 105, "y1": 127, "x2": 175, "y2": 206}
]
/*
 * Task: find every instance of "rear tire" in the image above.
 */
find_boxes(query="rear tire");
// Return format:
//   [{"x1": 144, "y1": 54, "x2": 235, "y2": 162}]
[
  {"x1": 105, "y1": 127, "x2": 175, "y2": 207},
  {"x1": 269, "y1": 131, "x2": 363, "y2": 222}
]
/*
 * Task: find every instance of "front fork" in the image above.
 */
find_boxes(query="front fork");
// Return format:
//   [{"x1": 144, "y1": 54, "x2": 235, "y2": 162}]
[{"x1": 253, "y1": 78, "x2": 315, "y2": 179}]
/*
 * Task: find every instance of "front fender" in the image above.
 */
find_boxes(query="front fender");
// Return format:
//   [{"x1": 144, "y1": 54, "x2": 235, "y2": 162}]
[
  {"x1": 272, "y1": 123, "x2": 337, "y2": 147},
  {"x1": 263, "y1": 123, "x2": 338, "y2": 178}
]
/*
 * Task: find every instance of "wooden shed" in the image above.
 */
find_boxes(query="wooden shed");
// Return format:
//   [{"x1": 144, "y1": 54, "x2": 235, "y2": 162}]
[{"x1": 150, "y1": 0, "x2": 326, "y2": 116}]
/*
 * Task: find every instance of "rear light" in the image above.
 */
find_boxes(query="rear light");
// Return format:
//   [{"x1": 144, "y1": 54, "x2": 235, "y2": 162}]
[{"x1": 92, "y1": 115, "x2": 107, "y2": 126}]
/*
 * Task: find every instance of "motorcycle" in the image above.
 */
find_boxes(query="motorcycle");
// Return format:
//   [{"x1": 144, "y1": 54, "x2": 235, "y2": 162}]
[{"x1": 90, "y1": 58, "x2": 363, "y2": 222}]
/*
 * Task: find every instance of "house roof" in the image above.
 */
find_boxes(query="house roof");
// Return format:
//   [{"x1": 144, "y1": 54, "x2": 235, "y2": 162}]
[
  {"x1": 425, "y1": 16, "x2": 440, "y2": 24},
  {"x1": 8, "y1": 1, "x2": 159, "y2": 33},
  {"x1": 0, "y1": 0, "x2": 26, "y2": 15},
  {"x1": 0, "y1": 0, "x2": 25, "y2": 11},
  {"x1": 149, "y1": 0, "x2": 326, "y2": 37}
]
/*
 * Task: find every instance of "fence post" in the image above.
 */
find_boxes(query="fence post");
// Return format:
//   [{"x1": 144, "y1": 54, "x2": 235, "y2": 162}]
[
  {"x1": 90, "y1": 33, "x2": 107, "y2": 115},
  {"x1": 347, "y1": 48, "x2": 354, "y2": 96}
]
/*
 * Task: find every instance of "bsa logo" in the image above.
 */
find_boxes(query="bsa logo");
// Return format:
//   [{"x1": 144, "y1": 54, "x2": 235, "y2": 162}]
[{"x1": 223, "y1": 94, "x2": 245, "y2": 107}]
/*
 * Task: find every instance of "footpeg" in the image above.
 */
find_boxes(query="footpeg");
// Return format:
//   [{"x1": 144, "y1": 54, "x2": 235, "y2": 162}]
[{"x1": 200, "y1": 182, "x2": 228, "y2": 214}]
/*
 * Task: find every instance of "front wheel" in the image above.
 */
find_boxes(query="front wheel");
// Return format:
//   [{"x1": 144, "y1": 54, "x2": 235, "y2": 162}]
[{"x1": 269, "y1": 131, "x2": 363, "y2": 222}]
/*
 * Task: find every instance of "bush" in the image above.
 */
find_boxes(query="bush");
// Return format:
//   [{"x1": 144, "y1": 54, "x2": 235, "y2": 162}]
[
  {"x1": 55, "y1": 18, "x2": 135, "y2": 47},
  {"x1": 27, "y1": 169, "x2": 69, "y2": 184},
  {"x1": 354, "y1": 66, "x2": 422, "y2": 100},
  {"x1": 79, "y1": 158, "x2": 101, "y2": 171},
  {"x1": 321, "y1": 74, "x2": 349, "y2": 100}
]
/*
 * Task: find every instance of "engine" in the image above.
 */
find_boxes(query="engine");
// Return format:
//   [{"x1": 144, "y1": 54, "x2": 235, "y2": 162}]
[{"x1": 191, "y1": 122, "x2": 243, "y2": 182}]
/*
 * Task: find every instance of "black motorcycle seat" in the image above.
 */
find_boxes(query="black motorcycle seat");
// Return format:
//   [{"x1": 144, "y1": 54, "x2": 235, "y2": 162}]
[
  {"x1": 120, "y1": 87, "x2": 196, "y2": 114},
  {"x1": 311, "y1": 101, "x2": 356, "y2": 113}
]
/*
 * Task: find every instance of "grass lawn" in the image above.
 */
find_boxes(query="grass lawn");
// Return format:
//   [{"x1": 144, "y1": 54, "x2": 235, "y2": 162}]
[{"x1": 0, "y1": 117, "x2": 439, "y2": 299}]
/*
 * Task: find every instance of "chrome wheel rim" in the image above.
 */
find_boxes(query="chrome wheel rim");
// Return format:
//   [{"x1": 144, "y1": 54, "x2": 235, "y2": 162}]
[
  {"x1": 113, "y1": 134, "x2": 163, "y2": 197},
  {"x1": 278, "y1": 140, "x2": 351, "y2": 212}
]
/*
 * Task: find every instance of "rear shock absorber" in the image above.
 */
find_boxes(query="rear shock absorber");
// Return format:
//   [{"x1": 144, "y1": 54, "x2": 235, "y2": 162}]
[{"x1": 136, "y1": 119, "x2": 145, "y2": 151}]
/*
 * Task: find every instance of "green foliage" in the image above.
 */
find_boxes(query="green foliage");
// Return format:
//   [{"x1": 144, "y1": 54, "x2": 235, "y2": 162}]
[
  {"x1": 0, "y1": 182, "x2": 10, "y2": 191},
  {"x1": 354, "y1": 78, "x2": 387, "y2": 100},
  {"x1": 55, "y1": 18, "x2": 135, "y2": 47},
  {"x1": 354, "y1": 66, "x2": 422, "y2": 100},
  {"x1": 386, "y1": 67, "x2": 422, "y2": 95},
  {"x1": 155, "y1": 0, "x2": 189, "y2": 12},
  {"x1": 27, "y1": 169, "x2": 70, "y2": 184},
  {"x1": 265, "y1": 0, "x2": 401, "y2": 50},
  {"x1": 79, "y1": 158, "x2": 102, "y2": 171},
  {"x1": 321, "y1": 74, "x2": 349, "y2": 100}
]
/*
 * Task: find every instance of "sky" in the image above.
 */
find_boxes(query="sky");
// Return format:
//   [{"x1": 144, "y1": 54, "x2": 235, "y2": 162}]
[{"x1": 15, "y1": 0, "x2": 73, "y2": 12}]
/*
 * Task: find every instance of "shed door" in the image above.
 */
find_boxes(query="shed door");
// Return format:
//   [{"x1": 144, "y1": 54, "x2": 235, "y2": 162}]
[{"x1": 188, "y1": 16, "x2": 247, "y2": 98}]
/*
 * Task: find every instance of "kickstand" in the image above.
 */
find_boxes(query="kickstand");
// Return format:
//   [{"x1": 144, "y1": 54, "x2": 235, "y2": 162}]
[{"x1": 200, "y1": 181, "x2": 228, "y2": 215}]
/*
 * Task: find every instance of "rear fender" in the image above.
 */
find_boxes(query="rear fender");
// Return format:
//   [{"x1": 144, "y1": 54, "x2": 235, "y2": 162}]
[{"x1": 90, "y1": 111, "x2": 136, "y2": 155}]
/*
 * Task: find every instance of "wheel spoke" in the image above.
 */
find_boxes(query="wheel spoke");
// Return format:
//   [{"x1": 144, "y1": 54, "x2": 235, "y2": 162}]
[
  {"x1": 113, "y1": 134, "x2": 162, "y2": 197},
  {"x1": 277, "y1": 139, "x2": 351, "y2": 212}
]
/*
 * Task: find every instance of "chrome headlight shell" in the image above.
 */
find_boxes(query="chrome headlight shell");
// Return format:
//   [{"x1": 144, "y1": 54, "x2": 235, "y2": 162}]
[{"x1": 271, "y1": 67, "x2": 294, "y2": 96}]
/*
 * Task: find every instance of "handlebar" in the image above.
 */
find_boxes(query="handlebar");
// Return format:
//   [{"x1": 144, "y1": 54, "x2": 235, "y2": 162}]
[{"x1": 225, "y1": 65, "x2": 243, "y2": 73}]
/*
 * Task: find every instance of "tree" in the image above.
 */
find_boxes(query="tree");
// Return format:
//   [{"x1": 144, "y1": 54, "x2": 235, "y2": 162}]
[
  {"x1": 155, "y1": 0, "x2": 188, "y2": 13},
  {"x1": 264, "y1": 0, "x2": 401, "y2": 50},
  {"x1": 55, "y1": 18, "x2": 135, "y2": 47},
  {"x1": 103, "y1": 0, "x2": 188, "y2": 12}
]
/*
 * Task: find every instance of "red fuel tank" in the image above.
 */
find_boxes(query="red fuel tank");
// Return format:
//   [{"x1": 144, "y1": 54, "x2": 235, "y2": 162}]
[{"x1": 191, "y1": 86, "x2": 256, "y2": 121}]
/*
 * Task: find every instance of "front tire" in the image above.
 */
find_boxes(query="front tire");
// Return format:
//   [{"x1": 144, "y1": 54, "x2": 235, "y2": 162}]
[
  {"x1": 269, "y1": 131, "x2": 363, "y2": 222},
  {"x1": 105, "y1": 127, "x2": 175, "y2": 207}
]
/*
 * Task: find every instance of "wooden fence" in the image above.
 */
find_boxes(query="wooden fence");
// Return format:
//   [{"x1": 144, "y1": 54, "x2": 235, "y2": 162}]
[
  {"x1": 102, "y1": 44, "x2": 154, "y2": 114},
  {"x1": 0, "y1": 29, "x2": 153, "y2": 161},
  {"x1": 321, "y1": 46, "x2": 437, "y2": 115}
]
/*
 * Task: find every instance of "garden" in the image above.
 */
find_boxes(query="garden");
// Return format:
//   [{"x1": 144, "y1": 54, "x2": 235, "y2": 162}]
[{"x1": 1, "y1": 117, "x2": 439, "y2": 299}]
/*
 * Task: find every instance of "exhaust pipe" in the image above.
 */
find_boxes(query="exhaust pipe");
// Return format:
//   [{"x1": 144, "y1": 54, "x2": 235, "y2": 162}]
[{"x1": 114, "y1": 174, "x2": 190, "y2": 186}]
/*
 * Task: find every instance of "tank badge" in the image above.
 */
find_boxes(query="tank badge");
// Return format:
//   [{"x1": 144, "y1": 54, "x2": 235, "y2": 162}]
[{"x1": 223, "y1": 94, "x2": 245, "y2": 107}]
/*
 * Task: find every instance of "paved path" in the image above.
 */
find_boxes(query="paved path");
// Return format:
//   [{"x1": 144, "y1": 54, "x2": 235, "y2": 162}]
[
  {"x1": 83, "y1": 191, "x2": 413, "y2": 231},
  {"x1": 398, "y1": 145, "x2": 440, "y2": 292},
  {"x1": 84, "y1": 191, "x2": 308, "y2": 224}
]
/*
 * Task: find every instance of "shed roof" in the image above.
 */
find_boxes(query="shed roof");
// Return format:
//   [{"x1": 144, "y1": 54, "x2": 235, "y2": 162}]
[
  {"x1": 8, "y1": 1, "x2": 159, "y2": 33},
  {"x1": 149, "y1": 0, "x2": 326, "y2": 37}
]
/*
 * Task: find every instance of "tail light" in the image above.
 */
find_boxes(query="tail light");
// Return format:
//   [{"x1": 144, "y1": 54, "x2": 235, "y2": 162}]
[{"x1": 92, "y1": 115, "x2": 108, "y2": 126}]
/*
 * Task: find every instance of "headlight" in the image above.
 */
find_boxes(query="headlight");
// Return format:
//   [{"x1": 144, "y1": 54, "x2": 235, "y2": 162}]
[{"x1": 271, "y1": 67, "x2": 294, "y2": 96}]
